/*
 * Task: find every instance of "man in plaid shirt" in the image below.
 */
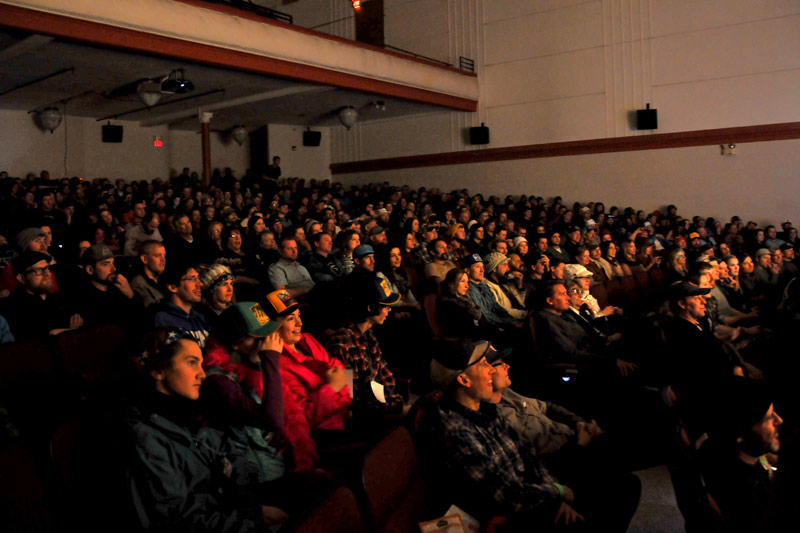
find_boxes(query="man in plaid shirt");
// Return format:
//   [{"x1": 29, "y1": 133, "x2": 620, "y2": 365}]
[
  {"x1": 328, "y1": 276, "x2": 406, "y2": 421},
  {"x1": 431, "y1": 340, "x2": 584, "y2": 528}
]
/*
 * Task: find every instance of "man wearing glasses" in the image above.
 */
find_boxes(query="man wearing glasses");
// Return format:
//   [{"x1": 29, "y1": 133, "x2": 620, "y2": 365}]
[
  {"x1": 4, "y1": 250, "x2": 81, "y2": 340},
  {"x1": 154, "y1": 260, "x2": 210, "y2": 348}
]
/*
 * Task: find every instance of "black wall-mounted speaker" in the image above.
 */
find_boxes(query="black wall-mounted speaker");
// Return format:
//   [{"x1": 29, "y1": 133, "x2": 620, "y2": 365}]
[
  {"x1": 303, "y1": 130, "x2": 321, "y2": 147},
  {"x1": 636, "y1": 104, "x2": 658, "y2": 130},
  {"x1": 469, "y1": 124, "x2": 490, "y2": 145},
  {"x1": 102, "y1": 124, "x2": 124, "y2": 143}
]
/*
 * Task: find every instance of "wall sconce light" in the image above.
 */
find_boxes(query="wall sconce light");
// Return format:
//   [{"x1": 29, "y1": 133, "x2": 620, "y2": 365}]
[
  {"x1": 720, "y1": 144, "x2": 737, "y2": 156},
  {"x1": 36, "y1": 107, "x2": 63, "y2": 133},
  {"x1": 231, "y1": 125, "x2": 248, "y2": 146},
  {"x1": 338, "y1": 106, "x2": 358, "y2": 130}
]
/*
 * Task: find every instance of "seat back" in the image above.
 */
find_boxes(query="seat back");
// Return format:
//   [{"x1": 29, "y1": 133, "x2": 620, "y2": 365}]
[
  {"x1": 635, "y1": 271, "x2": 653, "y2": 303},
  {"x1": 362, "y1": 426, "x2": 435, "y2": 532},
  {"x1": 0, "y1": 341, "x2": 59, "y2": 436},
  {"x1": 53, "y1": 325, "x2": 125, "y2": 382},
  {"x1": 619, "y1": 275, "x2": 640, "y2": 309},
  {"x1": 589, "y1": 282, "x2": 609, "y2": 309},
  {"x1": 650, "y1": 267, "x2": 667, "y2": 293},
  {"x1": 605, "y1": 277, "x2": 624, "y2": 307},
  {"x1": 288, "y1": 485, "x2": 365, "y2": 533},
  {"x1": 423, "y1": 293, "x2": 446, "y2": 339},
  {"x1": 0, "y1": 445, "x2": 56, "y2": 532}
]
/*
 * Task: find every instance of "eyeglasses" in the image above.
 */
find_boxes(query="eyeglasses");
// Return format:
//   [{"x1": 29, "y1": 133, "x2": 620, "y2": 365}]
[
  {"x1": 568, "y1": 288, "x2": 582, "y2": 294},
  {"x1": 181, "y1": 275, "x2": 200, "y2": 283},
  {"x1": 25, "y1": 265, "x2": 52, "y2": 276}
]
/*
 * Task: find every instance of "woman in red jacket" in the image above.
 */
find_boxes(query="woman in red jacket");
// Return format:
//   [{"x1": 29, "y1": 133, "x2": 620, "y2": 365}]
[{"x1": 263, "y1": 289, "x2": 351, "y2": 471}]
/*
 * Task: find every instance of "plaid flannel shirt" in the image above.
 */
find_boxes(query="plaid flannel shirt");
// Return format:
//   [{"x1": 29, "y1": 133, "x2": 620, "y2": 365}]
[
  {"x1": 438, "y1": 399, "x2": 562, "y2": 516},
  {"x1": 327, "y1": 326, "x2": 404, "y2": 413}
]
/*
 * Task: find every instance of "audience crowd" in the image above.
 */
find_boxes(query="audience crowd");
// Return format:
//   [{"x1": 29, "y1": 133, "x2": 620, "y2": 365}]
[{"x1": 1, "y1": 165, "x2": 799, "y2": 531}]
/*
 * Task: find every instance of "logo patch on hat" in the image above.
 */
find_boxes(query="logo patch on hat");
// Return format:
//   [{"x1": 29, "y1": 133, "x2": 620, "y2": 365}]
[
  {"x1": 379, "y1": 279, "x2": 392, "y2": 298},
  {"x1": 277, "y1": 291, "x2": 293, "y2": 304},
  {"x1": 250, "y1": 303, "x2": 270, "y2": 326}
]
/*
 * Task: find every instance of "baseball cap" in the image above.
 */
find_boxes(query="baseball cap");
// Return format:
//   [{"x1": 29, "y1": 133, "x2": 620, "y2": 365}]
[
  {"x1": 462, "y1": 253, "x2": 483, "y2": 267},
  {"x1": 368, "y1": 226, "x2": 386, "y2": 237},
  {"x1": 215, "y1": 302, "x2": 280, "y2": 344},
  {"x1": 13, "y1": 250, "x2": 52, "y2": 273},
  {"x1": 354, "y1": 244, "x2": 375, "y2": 259},
  {"x1": 373, "y1": 277, "x2": 401, "y2": 306},
  {"x1": 755, "y1": 248, "x2": 771, "y2": 258},
  {"x1": 430, "y1": 340, "x2": 511, "y2": 390},
  {"x1": 80, "y1": 243, "x2": 114, "y2": 266},
  {"x1": 264, "y1": 289, "x2": 301, "y2": 318}
]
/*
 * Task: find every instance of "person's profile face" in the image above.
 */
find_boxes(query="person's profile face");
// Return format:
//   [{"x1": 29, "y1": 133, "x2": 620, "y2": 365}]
[{"x1": 153, "y1": 340, "x2": 205, "y2": 401}]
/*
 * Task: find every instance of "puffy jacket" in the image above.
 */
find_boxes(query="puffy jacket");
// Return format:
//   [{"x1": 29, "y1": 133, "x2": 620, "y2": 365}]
[{"x1": 280, "y1": 333, "x2": 351, "y2": 471}]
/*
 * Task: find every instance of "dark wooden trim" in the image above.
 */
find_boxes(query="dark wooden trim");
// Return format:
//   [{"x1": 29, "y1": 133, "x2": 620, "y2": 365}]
[
  {"x1": 173, "y1": 0, "x2": 475, "y2": 77},
  {"x1": 0, "y1": 4, "x2": 477, "y2": 112},
  {"x1": 330, "y1": 121, "x2": 800, "y2": 174}
]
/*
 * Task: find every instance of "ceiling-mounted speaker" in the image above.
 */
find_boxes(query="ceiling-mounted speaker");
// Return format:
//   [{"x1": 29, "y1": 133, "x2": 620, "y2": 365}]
[
  {"x1": 102, "y1": 124, "x2": 123, "y2": 143},
  {"x1": 469, "y1": 123, "x2": 490, "y2": 145},
  {"x1": 637, "y1": 103, "x2": 658, "y2": 130},
  {"x1": 303, "y1": 130, "x2": 321, "y2": 147}
]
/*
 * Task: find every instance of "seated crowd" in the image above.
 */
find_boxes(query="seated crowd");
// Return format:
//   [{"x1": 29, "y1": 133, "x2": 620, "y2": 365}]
[{"x1": 1, "y1": 167, "x2": 799, "y2": 531}]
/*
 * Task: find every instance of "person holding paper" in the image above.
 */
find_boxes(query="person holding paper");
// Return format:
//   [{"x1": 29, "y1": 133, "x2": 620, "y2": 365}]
[{"x1": 328, "y1": 275, "x2": 407, "y2": 424}]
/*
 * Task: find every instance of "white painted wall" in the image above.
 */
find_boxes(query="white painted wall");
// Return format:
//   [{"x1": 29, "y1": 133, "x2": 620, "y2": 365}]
[
  {"x1": 267, "y1": 123, "x2": 331, "y2": 180},
  {"x1": 167, "y1": 129, "x2": 251, "y2": 179},
  {"x1": 0, "y1": 108, "x2": 249, "y2": 181},
  {"x1": 332, "y1": 0, "x2": 800, "y2": 226},
  {"x1": 339, "y1": 138, "x2": 800, "y2": 227},
  {"x1": 0, "y1": 108, "x2": 86, "y2": 179}
]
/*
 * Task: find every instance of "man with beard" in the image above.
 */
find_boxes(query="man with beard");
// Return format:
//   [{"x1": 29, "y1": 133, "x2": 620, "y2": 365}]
[
  {"x1": 131, "y1": 240, "x2": 167, "y2": 311},
  {"x1": 447, "y1": 223, "x2": 470, "y2": 261},
  {"x1": 483, "y1": 252, "x2": 527, "y2": 318},
  {"x1": 663, "y1": 281, "x2": 744, "y2": 438},
  {"x1": 700, "y1": 378, "x2": 783, "y2": 532},
  {"x1": 153, "y1": 260, "x2": 210, "y2": 348},
  {"x1": 547, "y1": 232, "x2": 571, "y2": 264},
  {"x1": 3, "y1": 250, "x2": 81, "y2": 340},
  {"x1": 423, "y1": 238, "x2": 456, "y2": 281},
  {"x1": 74, "y1": 244, "x2": 139, "y2": 329}
]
